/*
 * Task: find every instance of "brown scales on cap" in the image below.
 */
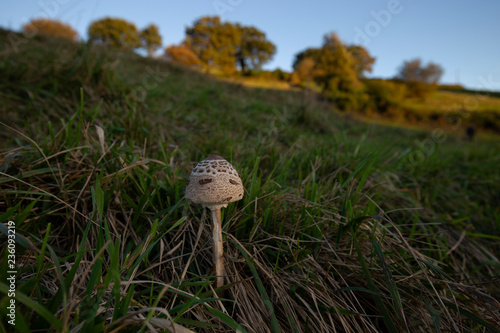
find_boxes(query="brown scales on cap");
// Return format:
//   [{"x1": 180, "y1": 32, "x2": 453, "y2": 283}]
[
  {"x1": 185, "y1": 155, "x2": 244, "y2": 210},
  {"x1": 199, "y1": 179, "x2": 213, "y2": 185}
]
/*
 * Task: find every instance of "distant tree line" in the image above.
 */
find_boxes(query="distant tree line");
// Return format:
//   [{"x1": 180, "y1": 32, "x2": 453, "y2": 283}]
[
  {"x1": 290, "y1": 32, "x2": 443, "y2": 111},
  {"x1": 21, "y1": 16, "x2": 444, "y2": 111},
  {"x1": 22, "y1": 16, "x2": 276, "y2": 75},
  {"x1": 22, "y1": 17, "x2": 162, "y2": 58}
]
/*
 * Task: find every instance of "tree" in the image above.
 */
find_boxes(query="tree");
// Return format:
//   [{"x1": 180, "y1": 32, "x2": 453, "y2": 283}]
[
  {"x1": 164, "y1": 44, "x2": 201, "y2": 66},
  {"x1": 397, "y1": 58, "x2": 443, "y2": 98},
  {"x1": 185, "y1": 16, "x2": 240, "y2": 72},
  {"x1": 397, "y1": 58, "x2": 443, "y2": 84},
  {"x1": 292, "y1": 33, "x2": 370, "y2": 109},
  {"x1": 293, "y1": 37, "x2": 375, "y2": 85},
  {"x1": 184, "y1": 16, "x2": 276, "y2": 74},
  {"x1": 22, "y1": 18, "x2": 78, "y2": 41},
  {"x1": 235, "y1": 25, "x2": 276, "y2": 73},
  {"x1": 312, "y1": 33, "x2": 362, "y2": 93},
  {"x1": 347, "y1": 45, "x2": 375, "y2": 78},
  {"x1": 88, "y1": 17, "x2": 141, "y2": 50},
  {"x1": 140, "y1": 24, "x2": 162, "y2": 57}
]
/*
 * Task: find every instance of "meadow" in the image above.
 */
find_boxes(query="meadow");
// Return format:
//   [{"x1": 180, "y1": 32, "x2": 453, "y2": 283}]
[{"x1": 0, "y1": 29, "x2": 499, "y2": 332}]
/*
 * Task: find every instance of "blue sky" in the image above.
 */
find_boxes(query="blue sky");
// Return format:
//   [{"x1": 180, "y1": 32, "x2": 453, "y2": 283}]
[{"x1": 1, "y1": 0, "x2": 499, "y2": 90}]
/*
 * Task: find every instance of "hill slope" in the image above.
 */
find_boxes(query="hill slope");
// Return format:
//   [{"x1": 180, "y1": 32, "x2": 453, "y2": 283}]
[{"x1": 1, "y1": 29, "x2": 499, "y2": 332}]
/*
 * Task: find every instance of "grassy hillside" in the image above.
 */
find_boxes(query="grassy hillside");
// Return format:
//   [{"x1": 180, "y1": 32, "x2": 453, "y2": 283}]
[
  {"x1": 217, "y1": 72, "x2": 500, "y2": 135},
  {"x1": 397, "y1": 88, "x2": 500, "y2": 131},
  {"x1": 1, "y1": 29, "x2": 499, "y2": 332}
]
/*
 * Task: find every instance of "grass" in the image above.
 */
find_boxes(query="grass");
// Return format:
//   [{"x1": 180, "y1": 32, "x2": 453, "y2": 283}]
[
  {"x1": 390, "y1": 84, "x2": 500, "y2": 116},
  {"x1": 0, "y1": 28, "x2": 499, "y2": 332},
  {"x1": 393, "y1": 88, "x2": 500, "y2": 132}
]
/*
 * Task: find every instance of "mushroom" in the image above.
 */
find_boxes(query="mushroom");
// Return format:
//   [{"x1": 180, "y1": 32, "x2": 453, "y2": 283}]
[{"x1": 185, "y1": 155, "x2": 244, "y2": 289}]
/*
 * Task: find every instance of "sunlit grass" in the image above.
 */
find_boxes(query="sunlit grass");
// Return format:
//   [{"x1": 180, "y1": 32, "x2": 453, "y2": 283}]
[{"x1": 403, "y1": 90, "x2": 500, "y2": 113}]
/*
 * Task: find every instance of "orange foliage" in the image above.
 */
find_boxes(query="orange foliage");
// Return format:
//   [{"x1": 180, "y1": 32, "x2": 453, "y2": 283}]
[
  {"x1": 23, "y1": 18, "x2": 78, "y2": 41},
  {"x1": 164, "y1": 45, "x2": 201, "y2": 67}
]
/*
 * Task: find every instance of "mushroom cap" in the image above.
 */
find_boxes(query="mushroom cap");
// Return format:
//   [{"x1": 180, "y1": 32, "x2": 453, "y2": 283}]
[{"x1": 185, "y1": 155, "x2": 244, "y2": 210}]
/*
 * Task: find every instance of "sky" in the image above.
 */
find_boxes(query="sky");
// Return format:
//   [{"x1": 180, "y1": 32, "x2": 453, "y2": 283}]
[{"x1": 1, "y1": 0, "x2": 499, "y2": 90}]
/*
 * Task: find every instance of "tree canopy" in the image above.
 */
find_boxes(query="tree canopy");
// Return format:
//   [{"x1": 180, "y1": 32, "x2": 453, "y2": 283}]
[
  {"x1": 315, "y1": 33, "x2": 362, "y2": 93},
  {"x1": 293, "y1": 35, "x2": 375, "y2": 83},
  {"x1": 235, "y1": 24, "x2": 276, "y2": 73},
  {"x1": 292, "y1": 33, "x2": 373, "y2": 95},
  {"x1": 88, "y1": 17, "x2": 141, "y2": 50},
  {"x1": 294, "y1": 57, "x2": 316, "y2": 83},
  {"x1": 397, "y1": 58, "x2": 443, "y2": 85},
  {"x1": 347, "y1": 45, "x2": 375, "y2": 78},
  {"x1": 140, "y1": 24, "x2": 162, "y2": 57},
  {"x1": 22, "y1": 18, "x2": 78, "y2": 41},
  {"x1": 185, "y1": 16, "x2": 239, "y2": 72},
  {"x1": 291, "y1": 33, "x2": 377, "y2": 109},
  {"x1": 184, "y1": 16, "x2": 276, "y2": 73}
]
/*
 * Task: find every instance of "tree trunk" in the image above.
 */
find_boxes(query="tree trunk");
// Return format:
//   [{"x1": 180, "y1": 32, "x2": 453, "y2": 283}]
[{"x1": 239, "y1": 57, "x2": 246, "y2": 75}]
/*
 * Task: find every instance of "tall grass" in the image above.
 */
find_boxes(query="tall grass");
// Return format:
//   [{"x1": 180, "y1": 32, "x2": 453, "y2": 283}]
[{"x1": 1, "y1": 28, "x2": 499, "y2": 332}]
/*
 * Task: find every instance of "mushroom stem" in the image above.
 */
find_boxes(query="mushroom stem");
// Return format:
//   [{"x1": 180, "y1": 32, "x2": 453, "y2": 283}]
[{"x1": 211, "y1": 208, "x2": 225, "y2": 289}]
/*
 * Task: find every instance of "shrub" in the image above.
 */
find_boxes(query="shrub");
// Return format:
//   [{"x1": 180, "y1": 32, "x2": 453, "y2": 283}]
[
  {"x1": 404, "y1": 81, "x2": 438, "y2": 99},
  {"x1": 271, "y1": 68, "x2": 289, "y2": 81},
  {"x1": 22, "y1": 18, "x2": 78, "y2": 41},
  {"x1": 364, "y1": 79, "x2": 407, "y2": 113},
  {"x1": 323, "y1": 86, "x2": 368, "y2": 112},
  {"x1": 164, "y1": 44, "x2": 201, "y2": 67}
]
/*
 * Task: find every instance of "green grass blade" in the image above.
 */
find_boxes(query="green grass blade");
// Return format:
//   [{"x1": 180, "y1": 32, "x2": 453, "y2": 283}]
[
  {"x1": 371, "y1": 238, "x2": 404, "y2": 322},
  {"x1": 352, "y1": 231, "x2": 398, "y2": 333},
  {"x1": 204, "y1": 305, "x2": 248, "y2": 333},
  {"x1": 232, "y1": 239, "x2": 280, "y2": 333},
  {"x1": 0, "y1": 282, "x2": 63, "y2": 331},
  {"x1": 0, "y1": 222, "x2": 39, "y2": 253},
  {"x1": 0, "y1": 200, "x2": 23, "y2": 223}
]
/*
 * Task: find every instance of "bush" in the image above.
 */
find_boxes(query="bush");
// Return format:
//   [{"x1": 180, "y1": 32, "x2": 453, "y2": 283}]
[
  {"x1": 403, "y1": 81, "x2": 438, "y2": 99},
  {"x1": 323, "y1": 87, "x2": 368, "y2": 112},
  {"x1": 364, "y1": 79, "x2": 406, "y2": 113},
  {"x1": 271, "y1": 68, "x2": 289, "y2": 81},
  {"x1": 471, "y1": 111, "x2": 500, "y2": 133},
  {"x1": 164, "y1": 44, "x2": 201, "y2": 67},
  {"x1": 22, "y1": 18, "x2": 78, "y2": 41}
]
